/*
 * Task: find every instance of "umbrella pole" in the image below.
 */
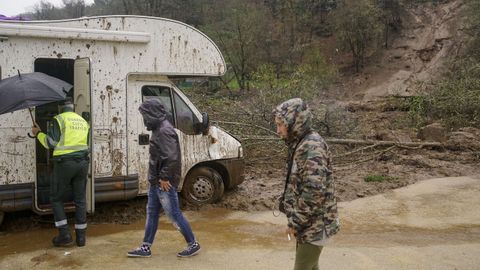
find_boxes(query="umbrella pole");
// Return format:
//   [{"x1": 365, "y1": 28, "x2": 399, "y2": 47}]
[
  {"x1": 28, "y1": 108, "x2": 36, "y2": 126},
  {"x1": 27, "y1": 108, "x2": 38, "y2": 139}
]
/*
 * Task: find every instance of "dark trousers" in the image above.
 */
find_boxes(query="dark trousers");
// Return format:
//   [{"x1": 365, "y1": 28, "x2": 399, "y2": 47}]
[
  {"x1": 294, "y1": 242, "x2": 323, "y2": 270},
  {"x1": 50, "y1": 158, "x2": 88, "y2": 228}
]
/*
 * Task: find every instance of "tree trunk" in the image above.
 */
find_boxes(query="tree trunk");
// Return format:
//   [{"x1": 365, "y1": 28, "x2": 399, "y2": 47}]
[{"x1": 325, "y1": 138, "x2": 443, "y2": 148}]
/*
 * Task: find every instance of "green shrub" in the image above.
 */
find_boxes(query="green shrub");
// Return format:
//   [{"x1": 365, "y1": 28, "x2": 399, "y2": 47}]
[
  {"x1": 407, "y1": 96, "x2": 429, "y2": 128},
  {"x1": 364, "y1": 174, "x2": 395, "y2": 182},
  {"x1": 251, "y1": 50, "x2": 336, "y2": 115},
  {"x1": 412, "y1": 0, "x2": 480, "y2": 130},
  {"x1": 428, "y1": 62, "x2": 480, "y2": 129}
]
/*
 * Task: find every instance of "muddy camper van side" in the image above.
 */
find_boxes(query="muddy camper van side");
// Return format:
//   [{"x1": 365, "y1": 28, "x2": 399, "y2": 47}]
[{"x1": 0, "y1": 16, "x2": 244, "y2": 224}]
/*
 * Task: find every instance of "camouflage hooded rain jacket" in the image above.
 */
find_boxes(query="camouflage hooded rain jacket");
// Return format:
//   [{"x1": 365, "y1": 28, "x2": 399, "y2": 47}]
[{"x1": 274, "y1": 98, "x2": 340, "y2": 244}]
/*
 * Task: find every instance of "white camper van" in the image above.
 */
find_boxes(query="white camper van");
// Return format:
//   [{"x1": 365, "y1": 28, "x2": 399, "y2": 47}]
[{"x1": 0, "y1": 16, "x2": 244, "y2": 224}]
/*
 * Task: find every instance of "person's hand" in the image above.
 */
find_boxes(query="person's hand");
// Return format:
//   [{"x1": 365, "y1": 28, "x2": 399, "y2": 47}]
[
  {"x1": 286, "y1": 227, "x2": 296, "y2": 241},
  {"x1": 160, "y1": 180, "x2": 172, "y2": 192},
  {"x1": 31, "y1": 125, "x2": 41, "y2": 136}
]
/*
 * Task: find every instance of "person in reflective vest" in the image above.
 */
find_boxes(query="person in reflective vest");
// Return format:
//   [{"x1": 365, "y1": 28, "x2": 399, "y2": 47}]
[{"x1": 32, "y1": 99, "x2": 90, "y2": 247}]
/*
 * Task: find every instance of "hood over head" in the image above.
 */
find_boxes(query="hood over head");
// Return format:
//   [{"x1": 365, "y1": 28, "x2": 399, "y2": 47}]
[
  {"x1": 60, "y1": 97, "x2": 74, "y2": 113},
  {"x1": 139, "y1": 98, "x2": 167, "y2": 130},
  {"x1": 273, "y1": 98, "x2": 312, "y2": 146}
]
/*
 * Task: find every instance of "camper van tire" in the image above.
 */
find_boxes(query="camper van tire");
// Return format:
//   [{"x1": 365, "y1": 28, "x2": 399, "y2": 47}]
[
  {"x1": 0, "y1": 211, "x2": 4, "y2": 226},
  {"x1": 182, "y1": 167, "x2": 224, "y2": 205}
]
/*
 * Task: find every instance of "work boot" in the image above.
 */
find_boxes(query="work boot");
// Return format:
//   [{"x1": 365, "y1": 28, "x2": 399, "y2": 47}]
[
  {"x1": 75, "y1": 229, "x2": 86, "y2": 247},
  {"x1": 52, "y1": 226, "x2": 73, "y2": 247}
]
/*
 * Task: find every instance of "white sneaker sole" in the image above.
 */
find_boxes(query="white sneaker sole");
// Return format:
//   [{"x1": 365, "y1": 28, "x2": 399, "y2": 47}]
[{"x1": 127, "y1": 253, "x2": 151, "y2": 258}]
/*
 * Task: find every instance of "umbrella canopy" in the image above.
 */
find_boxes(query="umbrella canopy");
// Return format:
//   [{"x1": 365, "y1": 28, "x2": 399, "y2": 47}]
[{"x1": 0, "y1": 72, "x2": 72, "y2": 115}]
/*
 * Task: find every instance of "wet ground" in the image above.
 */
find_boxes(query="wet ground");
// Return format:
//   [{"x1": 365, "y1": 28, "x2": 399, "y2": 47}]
[{"x1": 1, "y1": 176, "x2": 480, "y2": 269}]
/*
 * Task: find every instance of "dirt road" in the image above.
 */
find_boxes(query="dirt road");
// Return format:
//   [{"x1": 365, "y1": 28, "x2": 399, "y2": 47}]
[{"x1": 1, "y1": 176, "x2": 479, "y2": 269}]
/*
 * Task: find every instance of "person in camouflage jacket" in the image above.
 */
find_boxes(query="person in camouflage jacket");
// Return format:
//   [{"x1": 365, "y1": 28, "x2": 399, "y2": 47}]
[{"x1": 273, "y1": 98, "x2": 340, "y2": 270}]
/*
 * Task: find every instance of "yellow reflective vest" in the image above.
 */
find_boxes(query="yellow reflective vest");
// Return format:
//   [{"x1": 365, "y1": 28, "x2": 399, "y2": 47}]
[{"x1": 38, "y1": 112, "x2": 89, "y2": 156}]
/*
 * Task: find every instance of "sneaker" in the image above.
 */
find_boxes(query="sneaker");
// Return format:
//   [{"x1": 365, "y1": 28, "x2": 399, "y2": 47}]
[
  {"x1": 127, "y1": 246, "x2": 151, "y2": 258},
  {"x1": 177, "y1": 242, "x2": 201, "y2": 258}
]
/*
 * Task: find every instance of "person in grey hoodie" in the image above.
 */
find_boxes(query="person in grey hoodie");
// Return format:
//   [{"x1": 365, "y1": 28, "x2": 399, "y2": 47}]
[{"x1": 127, "y1": 98, "x2": 201, "y2": 258}]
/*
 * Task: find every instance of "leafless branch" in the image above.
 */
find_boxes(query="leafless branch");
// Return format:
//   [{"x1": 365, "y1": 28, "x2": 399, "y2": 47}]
[
  {"x1": 213, "y1": 121, "x2": 276, "y2": 135},
  {"x1": 326, "y1": 138, "x2": 443, "y2": 148},
  {"x1": 333, "y1": 144, "x2": 380, "y2": 158}
]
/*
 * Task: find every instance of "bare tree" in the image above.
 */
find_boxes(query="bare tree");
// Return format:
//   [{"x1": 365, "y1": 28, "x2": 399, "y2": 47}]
[
  {"x1": 377, "y1": 0, "x2": 402, "y2": 48},
  {"x1": 204, "y1": 0, "x2": 271, "y2": 91},
  {"x1": 63, "y1": 0, "x2": 86, "y2": 18},
  {"x1": 335, "y1": 0, "x2": 382, "y2": 72},
  {"x1": 33, "y1": 1, "x2": 64, "y2": 20}
]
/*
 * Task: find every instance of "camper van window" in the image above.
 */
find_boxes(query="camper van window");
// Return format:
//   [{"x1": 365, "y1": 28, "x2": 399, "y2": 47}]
[
  {"x1": 173, "y1": 92, "x2": 199, "y2": 135},
  {"x1": 141, "y1": 85, "x2": 175, "y2": 125}
]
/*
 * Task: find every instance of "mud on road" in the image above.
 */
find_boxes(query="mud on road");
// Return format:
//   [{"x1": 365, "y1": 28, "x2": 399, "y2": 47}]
[
  {"x1": 1, "y1": 176, "x2": 480, "y2": 270},
  {"x1": 2, "y1": 142, "x2": 480, "y2": 232}
]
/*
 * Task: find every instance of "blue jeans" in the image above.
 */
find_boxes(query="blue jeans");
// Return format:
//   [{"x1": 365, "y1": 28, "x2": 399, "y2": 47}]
[{"x1": 142, "y1": 185, "x2": 196, "y2": 246}]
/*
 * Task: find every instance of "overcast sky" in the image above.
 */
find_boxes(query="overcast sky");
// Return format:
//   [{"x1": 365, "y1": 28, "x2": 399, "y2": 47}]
[{"x1": 0, "y1": 0, "x2": 94, "y2": 16}]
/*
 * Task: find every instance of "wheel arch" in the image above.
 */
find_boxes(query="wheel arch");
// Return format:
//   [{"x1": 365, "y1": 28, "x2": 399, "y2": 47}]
[{"x1": 183, "y1": 161, "x2": 230, "y2": 191}]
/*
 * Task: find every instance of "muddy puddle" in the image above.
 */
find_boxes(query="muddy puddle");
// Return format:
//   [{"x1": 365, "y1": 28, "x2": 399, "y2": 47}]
[
  {"x1": 0, "y1": 217, "x2": 147, "y2": 258},
  {"x1": 1, "y1": 177, "x2": 480, "y2": 270},
  {"x1": 0, "y1": 208, "x2": 287, "y2": 259}
]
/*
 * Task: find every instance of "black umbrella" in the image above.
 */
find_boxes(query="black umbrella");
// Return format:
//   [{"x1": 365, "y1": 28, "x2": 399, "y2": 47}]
[
  {"x1": 0, "y1": 71, "x2": 72, "y2": 137},
  {"x1": 0, "y1": 71, "x2": 72, "y2": 114}
]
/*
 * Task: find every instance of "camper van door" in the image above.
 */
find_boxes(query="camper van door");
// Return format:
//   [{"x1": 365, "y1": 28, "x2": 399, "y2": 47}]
[
  {"x1": 33, "y1": 58, "x2": 94, "y2": 214},
  {"x1": 126, "y1": 78, "x2": 174, "y2": 195},
  {"x1": 73, "y1": 58, "x2": 94, "y2": 214}
]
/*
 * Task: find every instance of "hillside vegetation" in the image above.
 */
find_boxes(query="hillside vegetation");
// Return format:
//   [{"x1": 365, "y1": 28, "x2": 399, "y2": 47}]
[{"x1": 16, "y1": 0, "x2": 480, "y2": 207}]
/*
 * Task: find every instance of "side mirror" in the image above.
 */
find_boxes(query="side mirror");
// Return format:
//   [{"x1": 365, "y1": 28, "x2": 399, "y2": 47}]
[
  {"x1": 138, "y1": 133, "x2": 150, "y2": 145},
  {"x1": 194, "y1": 112, "x2": 210, "y2": 135},
  {"x1": 202, "y1": 112, "x2": 209, "y2": 134}
]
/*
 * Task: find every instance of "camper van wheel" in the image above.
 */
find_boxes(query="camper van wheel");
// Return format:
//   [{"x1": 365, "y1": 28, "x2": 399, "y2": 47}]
[{"x1": 182, "y1": 167, "x2": 224, "y2": 205}]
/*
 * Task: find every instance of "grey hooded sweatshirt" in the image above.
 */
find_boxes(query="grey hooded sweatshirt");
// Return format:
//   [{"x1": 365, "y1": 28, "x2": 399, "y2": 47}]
[{"x1": 139, "y1": 99, "x2": 181, "y2": 188}]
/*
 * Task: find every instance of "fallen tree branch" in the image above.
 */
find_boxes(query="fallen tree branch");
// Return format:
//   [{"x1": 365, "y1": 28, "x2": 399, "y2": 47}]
[
  {"x1": 213, "y1": 121, "x2": 277, "y2": 136},
  {"x1": 240, "y1": 136, "x2": 278, "y2": 140},
  {"x1": 335, "y1": 146, "x2": 397, "y2": 170},
  {"x1": 247, "y1": 155, "x2": 283, "y2": 163},
  {"x1": 234, "y1": 136, "x2": 444, "y2": 148},
  {"x1": 333, "y1": 144, "x2": 380, "y2": 158},
  {"x1": 395, "y1": 144, "x2": 424, "y2": 150},
  {"x1": 326, "y1": 138, "x2": 443, "y2": 148}
]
